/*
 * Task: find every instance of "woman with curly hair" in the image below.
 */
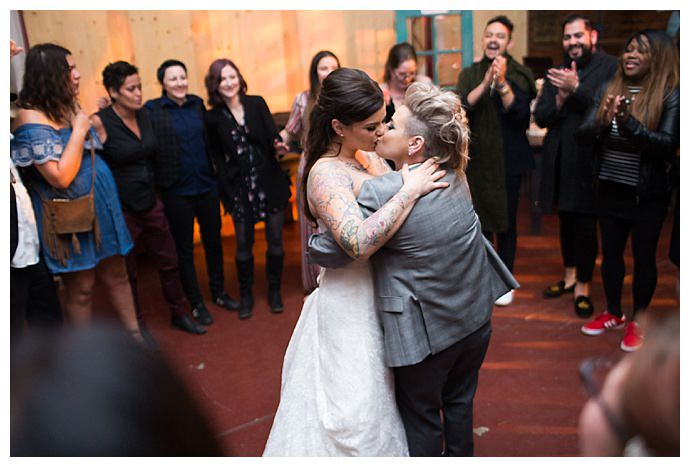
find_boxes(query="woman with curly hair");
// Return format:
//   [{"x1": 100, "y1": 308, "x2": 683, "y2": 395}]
[{"x1": 10, "y1": 43, "x2": 141, "y2": 340}]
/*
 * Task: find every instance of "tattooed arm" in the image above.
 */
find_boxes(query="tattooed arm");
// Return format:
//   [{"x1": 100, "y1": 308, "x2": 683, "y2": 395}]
[{"x1": 307, "y1": 158, "x2": 447, "y2": 261}]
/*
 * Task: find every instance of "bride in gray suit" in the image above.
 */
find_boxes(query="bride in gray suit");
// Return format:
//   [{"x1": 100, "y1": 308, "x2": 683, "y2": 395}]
[{"x1": 263, "y1": 68, "x2": 447, "y2": 456}]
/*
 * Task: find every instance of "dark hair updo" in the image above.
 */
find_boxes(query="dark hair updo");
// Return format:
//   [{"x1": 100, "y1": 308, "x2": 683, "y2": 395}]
[{"x1": 302, "y1": 67, "x2": 384, "y2": 222}]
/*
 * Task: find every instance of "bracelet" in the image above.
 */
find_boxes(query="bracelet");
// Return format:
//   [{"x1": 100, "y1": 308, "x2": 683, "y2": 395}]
[{"x1": 499, "y1": 85, "x2": 511, "y2": 96}]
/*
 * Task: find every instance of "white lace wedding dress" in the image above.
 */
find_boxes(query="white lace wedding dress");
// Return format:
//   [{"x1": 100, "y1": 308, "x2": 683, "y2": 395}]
[{"x1": 263, "y1": 256, "x2": 409, "y2": 456}]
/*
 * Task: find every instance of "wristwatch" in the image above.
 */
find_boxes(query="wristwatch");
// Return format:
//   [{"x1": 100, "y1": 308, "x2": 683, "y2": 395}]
[{"x1": 498, "y1": 82, "x2": 511, "y2": 96}]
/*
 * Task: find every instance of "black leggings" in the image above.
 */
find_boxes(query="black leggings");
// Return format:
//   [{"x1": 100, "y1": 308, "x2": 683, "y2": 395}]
[
  {"x1": 559, "y1": 211, "x2": 598, "y2": 283},
  {"x1": 599, "y1": 214, "x2": 665, "y2": 320},
  {"x1": 233, "y1": 210, "x2": 285, "y2": 261}
]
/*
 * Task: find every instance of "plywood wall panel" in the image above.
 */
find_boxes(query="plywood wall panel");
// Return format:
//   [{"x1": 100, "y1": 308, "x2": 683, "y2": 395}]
[{"x1": 22, "y1": 10, "x2": 396, "y2": 114}]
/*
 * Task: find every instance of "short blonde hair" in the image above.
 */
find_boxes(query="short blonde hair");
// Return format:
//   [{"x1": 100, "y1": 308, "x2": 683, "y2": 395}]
[{"x1": 403, "y1": 82, "x2": 470, "y2": 172}]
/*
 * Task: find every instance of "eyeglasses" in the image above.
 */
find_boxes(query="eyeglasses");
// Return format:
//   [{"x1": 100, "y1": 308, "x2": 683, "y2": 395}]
[
  {"x1": 393, "y1": 69, "x2": 417, "y2": 81},
  {"x1": 579, "y1": 358, "x2": 631, "y2": 442}
]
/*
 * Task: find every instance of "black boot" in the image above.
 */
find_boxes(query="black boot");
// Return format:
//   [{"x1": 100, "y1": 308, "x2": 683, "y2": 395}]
[
  {"x1": 171, "y1": 314, "x2": 207, "y2": 335},
  {"x1": 266, "y1": 252, "x2": 284, "y2": 313},
  {"x1": 214, "y1": 292, "x2": 240, "y2": 311},
  {"x1": 236, "y1": 257, "x2": 254, "y2": 320},
  {"x1": 191, "y1": 302, "x2": 214, "y2": 325}
]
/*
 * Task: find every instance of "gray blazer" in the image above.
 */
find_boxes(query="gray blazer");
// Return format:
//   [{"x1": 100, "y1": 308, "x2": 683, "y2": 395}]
[{"x1": 308, "y1": 169, "x2": 519, "y2": 367}]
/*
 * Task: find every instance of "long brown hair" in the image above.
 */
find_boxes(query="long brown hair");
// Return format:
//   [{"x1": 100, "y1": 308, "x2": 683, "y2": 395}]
[
  {"x1": 383, "y1": 42, "x2": 417, "y2": 84},
  {"x1": 302, "y1": 51, "x2": 340, "y2": 147},
  {"x1": 595, "y1": 29, "x2": 679, "y2": 130},
  {"x1": 302, "y1": 68, "x2": 383, "y2": 222},
  {"x1": 18, "y1": 43, "x2": 77, "y2": 123}
]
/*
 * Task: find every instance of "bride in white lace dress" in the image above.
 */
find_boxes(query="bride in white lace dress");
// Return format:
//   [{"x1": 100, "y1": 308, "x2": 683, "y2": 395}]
[{"x1": 263, "y1": 68, "x2": 446, "y2": 456}]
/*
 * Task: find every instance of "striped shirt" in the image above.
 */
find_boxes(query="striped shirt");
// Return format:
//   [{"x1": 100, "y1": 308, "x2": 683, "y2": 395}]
[{"x1": 599, "y1": 86, "x2": 642, "y2": 186}]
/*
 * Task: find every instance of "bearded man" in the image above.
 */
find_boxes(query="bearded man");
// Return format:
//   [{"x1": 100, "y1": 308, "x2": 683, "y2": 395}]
[{"x1": 534, "y1": 14, "x2": 617, "y2": 318}]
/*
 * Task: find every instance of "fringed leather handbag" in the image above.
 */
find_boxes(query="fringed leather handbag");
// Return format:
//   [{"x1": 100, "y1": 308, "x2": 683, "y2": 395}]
[{"x1": 37, "y1": 137, "x2": 101, "y2": 265}]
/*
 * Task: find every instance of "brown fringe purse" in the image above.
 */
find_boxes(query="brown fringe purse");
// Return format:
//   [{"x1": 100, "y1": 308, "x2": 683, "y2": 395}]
[{"x1": 37, "y1": 137, "x2": 101, "y2": 266}]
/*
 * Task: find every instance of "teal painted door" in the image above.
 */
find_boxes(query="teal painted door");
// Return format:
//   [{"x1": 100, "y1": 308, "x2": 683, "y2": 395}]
[{"x1": 395, "y1": 10, "x2": 473, "y2": 89}]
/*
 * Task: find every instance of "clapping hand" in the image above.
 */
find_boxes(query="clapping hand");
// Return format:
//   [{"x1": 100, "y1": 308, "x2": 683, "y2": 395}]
[
  {"x1": 546, "y1": 61, "x2": 579, "y2": 96},
  {"x1": 491, "y1": 55, "x2": 508, "y2": 86},
  {"x1": 602, "y1": 95, "x2": 628, "y2": 124},
  {"x1": 483, "y1": 55, "x2": 507, "y2": 94},
  {"x1": 614, "y1": 96, "x2": 630, "y2": 125}
]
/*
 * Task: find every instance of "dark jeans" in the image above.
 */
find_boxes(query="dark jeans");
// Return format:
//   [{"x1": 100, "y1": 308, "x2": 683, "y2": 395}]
[
  {"x1": 559, "y1": 211, "x2": 598, "y2": 283},
  {"x1": 484, "y1": 172, "x2": 521, "y2": 272},
  {"x1": 10, "y1": 258, "x2": 63, "y2": 344},
  {"x1": 599, "y1": 214, "x2": 666, "y2": 320},
  {"x1": 123, "y1": 198, "x2": 190, "y2": 321},
  {"x1": 233, "y1": 210, "x2": 285, "y2": 261},
  {"x1": 160, "y1": 189, "x2": 225, "y2": 307},
  {"x1": 393, "y1": 320, "x2": 492, "y2": 457}
]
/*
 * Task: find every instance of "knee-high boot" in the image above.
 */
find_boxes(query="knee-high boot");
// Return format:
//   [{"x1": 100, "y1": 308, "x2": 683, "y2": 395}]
[
  {"x1": 266, "y1": 252, "x2": 284, "y2": 313},
  {"x1": 236, "y1": 257, "x2": 254, "y2": 320}
]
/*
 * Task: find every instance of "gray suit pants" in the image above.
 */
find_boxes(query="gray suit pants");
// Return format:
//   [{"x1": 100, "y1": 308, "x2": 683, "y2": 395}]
[{"x1": 393, "y1": 320, "x2": 491, "y2": 456}]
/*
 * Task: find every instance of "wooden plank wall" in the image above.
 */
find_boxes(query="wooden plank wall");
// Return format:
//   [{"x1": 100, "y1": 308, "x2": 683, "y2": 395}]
[{"x1": 21, "y1": 10, "x2": 397, "y2": 115}]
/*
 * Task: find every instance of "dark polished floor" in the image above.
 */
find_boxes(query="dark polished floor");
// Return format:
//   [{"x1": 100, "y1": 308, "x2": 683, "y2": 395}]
[{"x1": 96, "y1": 192, "x2": 679, "y2": 457}]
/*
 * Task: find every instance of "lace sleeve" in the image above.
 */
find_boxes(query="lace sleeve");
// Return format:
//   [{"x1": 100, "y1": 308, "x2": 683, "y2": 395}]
[{"x1": 10, "y1": 124, "x2": 66, "y2": 167}]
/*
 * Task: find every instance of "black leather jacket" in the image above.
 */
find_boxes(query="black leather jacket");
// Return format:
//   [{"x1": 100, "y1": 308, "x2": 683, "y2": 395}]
[{"x1": 576, "y1": 86, "x2": 680, "y2": 202}]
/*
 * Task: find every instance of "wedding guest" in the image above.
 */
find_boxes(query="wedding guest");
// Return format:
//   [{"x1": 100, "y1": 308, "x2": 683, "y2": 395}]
[
  {"x1": 145, "y1": 59, "x2": 239, "y2": 326},
  {"x1": 456, "y1": 15, "x2": 536, "y2": 306},
  {"x1": 10, "y1": 39, "x2": 62, "y2": 343},
  {"x1": 278, "y1": 50, "x2": 340, "y2": 293},
  {"x1": 11, "y1": 323, "x2": 224, "y2": 455},
  {"x1": 91, "y1": 61, "x2": 206, "y2": 335},
  {"x1": 534, "y1": 14, "x2": 618, "y2": 318},
  {"x1": 577, "y1": 29, "x2": 679, "y2": 352},
  {"x1": 204, "y1": 58, "x2": 292, "y2": 319},
  {"x1": 380, "y1": 42, "x2": 433, "y2": 122},
  {"x1": 579, "y1": 313, "x2": 679, "y2": 455},
  {"x1": 11, "y1": 43, "x2": 141, "y2": 340}
]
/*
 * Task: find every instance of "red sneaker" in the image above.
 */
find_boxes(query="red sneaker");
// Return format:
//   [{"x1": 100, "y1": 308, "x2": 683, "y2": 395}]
[
  {"x1": 620, "y1": 321, "x2": 643, "y2": 352},
  {"x1": 581, "y1": 311, "x2": 626, "y2": 336}
]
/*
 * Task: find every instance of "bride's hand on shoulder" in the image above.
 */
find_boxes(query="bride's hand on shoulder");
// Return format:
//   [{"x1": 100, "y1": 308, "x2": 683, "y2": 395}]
[{"x1": 400, "y1": 158, "x2": 448, "y2": 199}]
